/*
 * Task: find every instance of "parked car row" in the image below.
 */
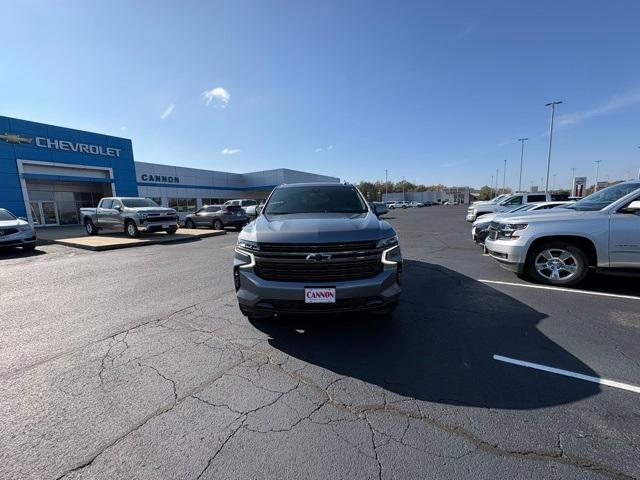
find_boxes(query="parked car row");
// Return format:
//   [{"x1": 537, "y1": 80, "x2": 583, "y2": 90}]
[
  {"x1": 386, "y1": 200, "x2": 440, "y2": 209},
  {"x1": 475, "y1": 182, "x2": 640, "y2": 286}
]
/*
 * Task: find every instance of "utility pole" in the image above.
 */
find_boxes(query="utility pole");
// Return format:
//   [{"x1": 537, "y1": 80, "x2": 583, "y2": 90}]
[
  {"x1": 502, "y1": 159, "x2": 507, "y2": 192},
  {"x1": 544, "y1": 101, "x2": 563, "y2": 192},
  {"x1": 594, "y1": 160, "x2": 602, "y2": 192},
  {"x1": 517, "y1": 138, "x2": 528, "y2": 192},
  {"x1": 402, "y1": 176, "x2": 406, "y2": 202},
  {"x1": 570, "y1": 167, "x2": 576, "y2": 196},
  {"x1": 490, "y1": 175, "x2": 494, "y2": 197},
  {"x1": 385, "y1": 169, "x2": 388, "y2": 197}
]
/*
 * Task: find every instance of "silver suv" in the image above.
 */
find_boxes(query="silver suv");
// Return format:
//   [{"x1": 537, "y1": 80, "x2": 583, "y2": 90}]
[
  {"x1": 233, "y1": 183, "x2": 403, "y2": 318},
  {"x1": 484, "y1": 182, "x2": 640, "y2": 286}
]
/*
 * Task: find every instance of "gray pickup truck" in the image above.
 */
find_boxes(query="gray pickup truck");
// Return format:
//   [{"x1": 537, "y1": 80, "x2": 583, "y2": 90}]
[
  {"x1": 484, "y1": 181, "x2": 640, "y2": 286},
  {"x1": 80, "y1": 197, "x2": 179, "y2": 238}
]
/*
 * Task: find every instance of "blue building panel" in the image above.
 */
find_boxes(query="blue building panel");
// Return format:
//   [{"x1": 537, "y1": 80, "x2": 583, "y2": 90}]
[{"x1": 0, "y1": 115, "x2": 139, "y2": 221}]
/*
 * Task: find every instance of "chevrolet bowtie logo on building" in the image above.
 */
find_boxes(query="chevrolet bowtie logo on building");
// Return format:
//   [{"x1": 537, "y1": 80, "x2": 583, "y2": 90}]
[{"x1": 0, "y1": 132, "x2": 33, "y2": 145}]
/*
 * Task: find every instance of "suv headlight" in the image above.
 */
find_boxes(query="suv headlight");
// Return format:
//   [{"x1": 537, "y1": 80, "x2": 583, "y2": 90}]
[
  {"x1": 17, "y1": 225, "x2": 32, "y2": 231},
  {"x1": 498, "y1": 223, "x2": 528, "y2": 239},
  {"x1": 237, "y1": 239, "x2": 260, "y2": 251},
  {"x1": 376, "y1": 235, "x2": 398, "y2": 248}
]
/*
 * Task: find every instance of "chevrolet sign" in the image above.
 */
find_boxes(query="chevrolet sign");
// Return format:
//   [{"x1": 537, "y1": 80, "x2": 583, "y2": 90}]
[
  {"x1": 140, "y1": 174, "x2": 180, "y2": 183},
  {"x1": 34, "y1": 137, "x2": 121, "y2": 157}
]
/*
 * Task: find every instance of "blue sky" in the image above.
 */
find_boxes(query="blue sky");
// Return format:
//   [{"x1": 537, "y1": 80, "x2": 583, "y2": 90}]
[{"x1": 2, "y1": 0, "x2": 639, "y2": 189}]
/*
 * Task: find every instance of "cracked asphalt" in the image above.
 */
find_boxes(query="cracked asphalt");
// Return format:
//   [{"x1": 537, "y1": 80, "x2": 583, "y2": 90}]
[{"x1": 1, "y1": 206, "x2": 639, "y2": 479}]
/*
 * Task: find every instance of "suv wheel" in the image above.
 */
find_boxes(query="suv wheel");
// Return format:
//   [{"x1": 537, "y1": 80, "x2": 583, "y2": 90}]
[
  {"x1": 213, "y1": 219, "x2": 223, "y2": 230},
  {"x1": 185, "y1": 219, "x2": 195, "y2": 229},
  {"x1": 125, "y1": 220, "x2": 140, "y2": 238},
  {"x1": 85, "y1": 219, "x2": 98, "y2": 236},
  {"x1": 165, "y1": 227, "x2": 178, "y2": 234},
  {"x1": 526, "y1": 241, "x2": 589, "y2": 286}
]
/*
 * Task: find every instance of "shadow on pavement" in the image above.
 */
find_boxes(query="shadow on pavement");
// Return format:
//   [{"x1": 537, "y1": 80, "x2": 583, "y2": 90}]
[
  {"x1": 251, "y1": 259, "x2": 600, "y2": 410},
  {"x1": 0, "y1": 247, "x2": 46, "y2": 260}
]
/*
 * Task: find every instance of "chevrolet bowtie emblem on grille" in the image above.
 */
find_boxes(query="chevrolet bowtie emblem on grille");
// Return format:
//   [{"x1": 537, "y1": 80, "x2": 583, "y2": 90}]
[
  {"x1": 306, "y1": 253, "x2": 332, "y2": 261},
  {"x1": 0, "y1": 132, "x2": 33, "y2": 144}
]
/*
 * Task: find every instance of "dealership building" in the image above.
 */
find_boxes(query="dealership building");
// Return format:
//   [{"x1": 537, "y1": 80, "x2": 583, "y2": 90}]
[{"x1": 0, "y1": 116, "x2": 339, "y2": 225}]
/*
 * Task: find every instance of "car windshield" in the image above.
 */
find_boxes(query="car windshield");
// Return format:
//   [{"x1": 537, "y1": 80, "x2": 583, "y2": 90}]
[
  {"x1": 264, "y1": 185, "x2": 368, "y2": 215},
  {"x1": 0, "y1": 209, "x2": 17, "y2": 221},
  {"x1": 510, "y1": 204, "x2": 533, "y2": 212},
  {"x1": 566, "y1": 182, "x2": 640, "y2": 211},
  {"x1": 121, "y1": 198, "x2": 160, "y2": 208}
]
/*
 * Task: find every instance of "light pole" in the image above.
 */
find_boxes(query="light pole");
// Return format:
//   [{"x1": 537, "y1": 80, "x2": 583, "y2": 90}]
[
  {"x1": 594, "y1": 160, "x2": 602, "y2": 192},
  {"x1": 517, "y1": 138, "x2": 528, "y2": 192},
  {"x1": 544, "y1": 101, "x2": 563, "y2": 192},
  {"x1": 402, "y1": 176, "x2": 406, "y2": 202},
  {"x1": 385, "y1": 169, "x2": 388, "y2": 197},
  {"x1": 502, "y1": 159, "x2": 507, "y2": 192},
  {"x1": 490, "y1": 175, "x2": 494, "y2": 197},
  {"x1": 570, "y1": 167, "x2": 576, "y2": 196},
  {"x1": 495, "y1": 168, "x2": 499, "y2": 194}
]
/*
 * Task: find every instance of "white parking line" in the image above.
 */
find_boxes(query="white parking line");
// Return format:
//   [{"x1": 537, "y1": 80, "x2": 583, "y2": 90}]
[
  {"x1": 493, "y1": 354, "x2": 640, "y2": 394},
  {"x1": 479, "y1": 279, "x2": 640, "y2": 301}
]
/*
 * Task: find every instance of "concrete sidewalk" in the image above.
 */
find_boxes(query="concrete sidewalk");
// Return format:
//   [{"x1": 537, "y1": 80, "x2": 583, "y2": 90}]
[{"x1": 36, "y1": 226, "x2": 226, "y2": 251}]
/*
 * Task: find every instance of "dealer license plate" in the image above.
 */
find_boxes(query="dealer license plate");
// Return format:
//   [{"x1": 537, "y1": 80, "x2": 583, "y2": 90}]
[
  {"x1": 162, "y1": 224, "x2": 169, "y2": 229},
  {"x1": 304, "y1": 287, "x2": 336, "y2": 304}
]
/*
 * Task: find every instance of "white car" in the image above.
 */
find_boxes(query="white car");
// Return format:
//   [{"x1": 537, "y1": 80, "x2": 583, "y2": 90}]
[
  {"x1": 0, "y1": 208, "x2": 37, "y2": 251},
  {"x1": 389, "y1": 201, "x2": 410, "y2": 209},
  {"x1": 408, "y1": 201, "x2": 424, "y2": 208}
]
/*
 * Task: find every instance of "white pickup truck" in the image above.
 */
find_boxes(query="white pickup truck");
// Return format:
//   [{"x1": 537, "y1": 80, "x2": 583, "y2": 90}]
[{"x1": 466, "y1": 192, "x2": 551, "y2": 222}]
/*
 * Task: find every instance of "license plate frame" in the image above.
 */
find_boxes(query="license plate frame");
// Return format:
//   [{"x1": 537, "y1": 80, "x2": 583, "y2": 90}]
[{"x1": 304, "y1": 287, "x2": 336, "y2": 304}]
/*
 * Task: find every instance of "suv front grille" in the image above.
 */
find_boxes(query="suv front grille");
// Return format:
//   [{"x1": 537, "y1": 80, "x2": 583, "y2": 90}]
[
  {"x1": 254, "y1": 257, "x2": 382, "y2": 282},
  {"x1": 259, "y1": 241, "x2": 377, "y2": 253},
  {"x1": 0, "y1": 228, "x2": 19, "y2": 236}
]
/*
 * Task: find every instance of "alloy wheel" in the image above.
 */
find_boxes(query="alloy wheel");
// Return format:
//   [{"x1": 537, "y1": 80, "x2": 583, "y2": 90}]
[{"x1": 534, "y1": 248, "x2": 579, "y2": 281}]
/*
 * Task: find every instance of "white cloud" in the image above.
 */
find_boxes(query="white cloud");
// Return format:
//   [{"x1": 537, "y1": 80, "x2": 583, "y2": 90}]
[
  {"x1": 160, "y1": 104, "x2": 175, "y2": 120},
  {"x1": 202, "y1": 87, "x2": 230, "y2": 107},
  {"x1": 556, "y1": 90, "x2": 640, "y2": 129},
  {"x1": 315, "y1": 145, "x2": 334, "y2": 153},
  {"x1": 221, "y1": 147, "x2": 240, "y2": 155}
]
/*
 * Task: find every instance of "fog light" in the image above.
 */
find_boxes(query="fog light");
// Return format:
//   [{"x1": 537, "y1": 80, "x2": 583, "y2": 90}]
[{"x1": 396, "y1": 262, "x2": 403, "y2": 286}]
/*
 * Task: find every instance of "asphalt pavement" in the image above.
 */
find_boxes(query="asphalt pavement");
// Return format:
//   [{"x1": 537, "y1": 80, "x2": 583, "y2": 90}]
[{"x1": 1, "y1": 206, "x2": 638, "y2": 479}]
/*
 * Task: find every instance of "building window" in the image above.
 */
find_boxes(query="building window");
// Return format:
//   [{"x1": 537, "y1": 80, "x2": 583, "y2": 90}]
[
  {"x1": 201, "y1": 197, "x2": 225, "y2": 206},
  {"x1": 168, "y1": 198, "x2": 197, "y2": 213}
]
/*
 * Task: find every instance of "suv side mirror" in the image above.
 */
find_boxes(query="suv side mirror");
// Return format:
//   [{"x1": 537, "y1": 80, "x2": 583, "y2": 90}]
[
  {"x1": 621, "y1": 200, "x2": 640, "y2": 214},
  {"x1": 370, "y1": 203, "x2": 379, "y2": 216},
  {"x1": 18, "y1": 216, "x2": 27, "y2": 221},
  {"x1": 256, "y1": 205, "x2": 263, "y2": 215},
  {"x1": 115, "y1": 205, "x2": 123, "y2": 212}
]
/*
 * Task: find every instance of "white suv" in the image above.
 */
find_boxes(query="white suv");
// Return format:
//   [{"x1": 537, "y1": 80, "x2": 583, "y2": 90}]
[{"x1": 389, "y1": 201, "x2": 410, "y2": 209}]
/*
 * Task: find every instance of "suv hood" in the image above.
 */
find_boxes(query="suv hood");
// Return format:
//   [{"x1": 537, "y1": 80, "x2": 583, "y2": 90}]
[
  {"x1": 495, "y1": 208, "x2": 592, "y2": 224},
  {"x1": 242, "y1": 212, "x2": 395, "y2": 243},
  {"x1": 0, "y1": 218, "x2": 29, "y2": 228}
]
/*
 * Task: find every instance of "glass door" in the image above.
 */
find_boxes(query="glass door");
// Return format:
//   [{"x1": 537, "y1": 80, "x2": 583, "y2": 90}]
[
  {"x1": 41, "y1": 202, "x2": 59, "y2": 225},
  {"x1": 30, "y1": 202, "x2": 43, "y2": 225}
]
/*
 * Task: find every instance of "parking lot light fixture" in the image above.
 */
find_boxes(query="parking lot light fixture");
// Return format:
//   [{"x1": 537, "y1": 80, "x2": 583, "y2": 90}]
[
  {"x1": 518, "y1": 138, "x2": 528, "y2": 192},
  {"x1": 544, "y1": 101, "x2": 563, "y2": 192},
  {"x1": 571, "y1": 167, "x2": 576, "y2": 196},
  {"x1": 503, "y1": 159, "x2": 507, "y2": 192}
]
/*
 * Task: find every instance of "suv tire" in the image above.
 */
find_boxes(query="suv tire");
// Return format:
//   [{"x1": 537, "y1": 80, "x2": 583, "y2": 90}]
[
  {"x1": 165, "y1": 227, "x2": 178, "y2": 234},
  {"x1": 525, "y1": 241, "x2": 589, "y2": 286},
  {"x1": 213, "y1": 219, "x2": 223, "y2": 230},
  {"x1": 125, "y1": 220, "x2": 140, "y2": 238},
  {"x1": 185, "y1": 219, "x2": 195, "y2": 229}
]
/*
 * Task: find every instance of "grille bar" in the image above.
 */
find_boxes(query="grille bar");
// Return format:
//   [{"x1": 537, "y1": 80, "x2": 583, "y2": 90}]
[{"x1": 259, "y1": 241, "x2": 378, "y2": 253}]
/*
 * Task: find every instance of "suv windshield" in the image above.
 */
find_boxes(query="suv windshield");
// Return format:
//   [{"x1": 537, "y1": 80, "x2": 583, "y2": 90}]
[
  {"x1": 264, "y1": 185, "x2": 368, "y2": 215},
  {"x1": 121, "y1": 198, "x2": 160, "y2": 208},
  {"x1": 567, "y1": 182, "x2": 640, "y2": 211},
  {"x1": 0, "y1": 209, "x2": 17, "y2": 221}
]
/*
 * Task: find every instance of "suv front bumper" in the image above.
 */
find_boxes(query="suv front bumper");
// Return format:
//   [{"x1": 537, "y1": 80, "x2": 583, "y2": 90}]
[
  {"x1": 0, "y1": 230, "x2": 37, "y2": 248},
  {"x1": 484, "y1": 236, "x2": 528, "y2": 273},
  {"x1": 234, "y1": 249, "x2": 402, "y2": 315},
  {"x1": 138, "y1": 220, "x2": 179, "y2": 232}
]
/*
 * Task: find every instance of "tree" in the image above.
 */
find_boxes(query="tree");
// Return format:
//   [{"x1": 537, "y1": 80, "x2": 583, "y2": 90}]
[{"x1": 478, "y1": 185, "x2": 493, "y2": 200}]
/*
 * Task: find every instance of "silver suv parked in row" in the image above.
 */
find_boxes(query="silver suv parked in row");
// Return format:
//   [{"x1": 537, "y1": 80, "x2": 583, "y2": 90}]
[
  {"x1": 484, "y1": 182, "x2": 640, "y2": 286},
  {"x1": 0, "y1": 208, "x2": 37, "y2": 251},
  {"x1": 233, "y1": 183, "x2": 403, "y2": 318}
]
